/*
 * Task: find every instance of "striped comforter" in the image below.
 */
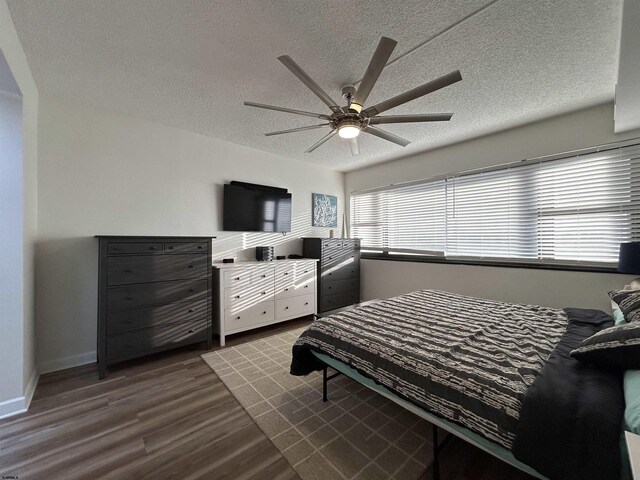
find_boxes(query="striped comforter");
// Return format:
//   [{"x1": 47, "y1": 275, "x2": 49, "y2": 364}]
[{"x1": 291, "y1": 289, "x2": 569, "y2": 448}]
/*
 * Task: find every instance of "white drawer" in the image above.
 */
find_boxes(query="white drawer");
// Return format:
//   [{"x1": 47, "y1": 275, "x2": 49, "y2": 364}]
[
  {"x1": 225, "y1": 301, "x2": 275, "y2": 330},
  {"x1": 275, "y1": 279, "x2": 315, "y2": 299},
  {"x1": 223, "y1": 269, "x2": 252, "y2": 288},
  {"x1": 276, "y1": 294, "x2": 315, "y2": 318},
  {"x1": 252, "y1": 267, "x2": 274, "y2": 284},
  {"x1": 225, "y1": 287, "x2": 273, "y2": 306}
]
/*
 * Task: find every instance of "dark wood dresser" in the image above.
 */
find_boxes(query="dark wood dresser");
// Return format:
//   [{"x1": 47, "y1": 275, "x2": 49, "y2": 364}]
[
  {"x1": 303, "y1": 238, "x2": 360, "y2": 313},
  {"x1": 96, "y1": 236, "x2": 213, "y2": 378}
]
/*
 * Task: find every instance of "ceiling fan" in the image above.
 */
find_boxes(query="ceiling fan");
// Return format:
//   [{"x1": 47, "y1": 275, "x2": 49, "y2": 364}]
[{"x1": 244, "y1": 37, "x2": 462, "y2": 156}]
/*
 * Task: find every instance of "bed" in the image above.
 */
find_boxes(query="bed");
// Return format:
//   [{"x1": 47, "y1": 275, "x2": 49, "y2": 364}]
[{"x1": 290, "y1": 289, "x2": 630, "y2": 480}]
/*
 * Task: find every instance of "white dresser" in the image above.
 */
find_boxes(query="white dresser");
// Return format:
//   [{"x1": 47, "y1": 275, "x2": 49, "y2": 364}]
[{"x1": 212, "y1": 259, "x2": 317, "y2": 346}]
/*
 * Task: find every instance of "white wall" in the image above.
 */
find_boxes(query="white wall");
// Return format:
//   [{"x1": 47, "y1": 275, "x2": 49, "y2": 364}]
[
  {"x1": 0, "y1": 91, "x2": 24, "y2": 410},
  {"x1": 0, "y1": 0, "x2": 38, "y2": 419},
  {"x1": 36, "y1": 93, "x2": 344, "y2": 373},
  {"x1": 346, "y1": 103, "x2": 640, "y2": 312}
]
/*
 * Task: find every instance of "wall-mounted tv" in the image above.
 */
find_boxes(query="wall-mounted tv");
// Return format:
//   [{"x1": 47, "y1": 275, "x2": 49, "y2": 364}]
[{"x1": 223, "y1": 181, "x2": 292, "y2": 233}]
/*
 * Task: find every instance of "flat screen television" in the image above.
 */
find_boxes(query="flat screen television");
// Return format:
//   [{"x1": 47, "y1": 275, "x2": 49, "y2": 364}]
[{"x1": 223, "y1": 181, "x2": 292, "y2": 232}]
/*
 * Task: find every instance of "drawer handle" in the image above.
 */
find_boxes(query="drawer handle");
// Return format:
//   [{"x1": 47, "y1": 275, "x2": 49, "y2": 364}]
[
  {"x1": 305, "y1": 302, "x2": 309, "y2": 305},
  {"x1": 285, "y1": 306, "x2": 289, "y2": 310},
  {"x1": 125, "y1": 296, "x2": 133, "y2": 300},
  {"x1": 188, "y1": 265, "x2": 194, "y2": 269},
  {"x1": 236, "y1": 316, "x2": 241, "y2": 320},
  {"x1": 235, "y1": 295, "x2": 240, "y2": 299},
  {"x1": 284, "y1": 272, "x2": 289, "y2": 276},
  {"x1": 197, "y1": 245, "x2": 204, "y2": 249},
  {"x1": 124, "y1": 269, "x2": 132, "y2": 273},
  {"x1": 285, "y1": 288, "x2": 289, "y2": 291},
  {"x1": 188, "y1": 308, "x2": 195, "y2": 313},
  {"x1": 262, "y1": 311, "x2": 267, "y2": 315},
  {"x1": 189, "y1": 289, "x2": 195, "y2": 293},
  {"x1": 235, "y1": 277, "x2": 240, "y2": 281},
  {"x1": 262, "y1": 274, "x2": 266, "y2": 278},
  {"x1": 304, "y1": 270, "x2": 308, "y2": 273},
  {"x1": 304, "y1": 285, "x2": 308, "y2": 288},
  {"x1": 188, "y1": 329, "x2": 195, "y2": 333},
  {"x1": 328, "y1": 286, "x2": 332, "y2": 290},
  {"x1": 150, "y1": 246, "x2": 158, "y2": 250},
  {"x1": 261, "y1": 291, "x2": 266, "y2": 295},
  {"x1": 168, "y1": 246, "x2": 174, "y2": 250}
]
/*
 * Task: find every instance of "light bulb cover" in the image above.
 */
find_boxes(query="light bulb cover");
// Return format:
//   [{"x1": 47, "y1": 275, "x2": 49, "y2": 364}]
[
  {"x1": 338, "y1": 125, "x2": 360, "y2": 139},
  {"x1": 349, "y1": 103, "x2": 363, "y2": 114}
]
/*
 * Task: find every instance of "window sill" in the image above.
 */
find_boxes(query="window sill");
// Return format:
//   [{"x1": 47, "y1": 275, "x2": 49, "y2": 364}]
[{"x1": 360, "y1": 253, "x2": 621, "y2": 274}]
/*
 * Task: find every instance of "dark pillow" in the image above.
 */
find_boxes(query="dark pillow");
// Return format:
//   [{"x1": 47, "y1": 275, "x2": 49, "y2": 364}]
[
  {"x1": 608, "y1": 289, "x2": 640, "y2": 323},
  {"x1": 570, "y1": 321, "x2": 640, "y2": 369}
]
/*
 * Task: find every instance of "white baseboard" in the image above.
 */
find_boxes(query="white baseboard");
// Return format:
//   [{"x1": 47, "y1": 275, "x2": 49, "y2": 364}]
[
  {"x1": 24, "y1": 367, "x2": 39, "y2": 409},
  {"x1": 38, "y1": 350, "x2": 96, "y2": 375},
  {"x1": 0, "y1": 396, "x2": 27, "y2": 420},
  {"x1": 0, "y1": 368, "x2": 40, "y2": 420}
]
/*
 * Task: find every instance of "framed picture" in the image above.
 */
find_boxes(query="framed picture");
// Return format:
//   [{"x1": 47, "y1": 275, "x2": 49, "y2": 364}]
[{"x1": 312, "y1": 193, "x2": 338, "y2": 227}]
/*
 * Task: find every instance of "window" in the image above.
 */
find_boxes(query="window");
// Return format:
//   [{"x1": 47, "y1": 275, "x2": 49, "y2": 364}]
[{"x1": 350, "y1": 143, "x2": 640, "y2": 267}]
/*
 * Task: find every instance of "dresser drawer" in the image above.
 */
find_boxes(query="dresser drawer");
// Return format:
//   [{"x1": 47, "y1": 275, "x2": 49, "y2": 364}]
[
  {"x1": 276, "y1": 294, "x2": 315, "y2": 318},
  {"x1": 252, "y1": 267, "x2": 274, "y2": 284},
  {"x1": 107, "y1": 254, "x2": 209, "y2": 286},
  {"x1": 107, "y1": 279, "x2": 208, "y2": 310},
  {"x1": 223, "y1": 269, "x2": 252, "y2": 289},
  {"x1": 106, "y1": 319, "x2": 208, "y2": 361},
  {"x1": 225, "y1": 287, "x2": 273, "y2": 305},
  {"x1": 322, "y1": 263, "x2": 359, "y2": 282},
  {"x1": 321, "y1": 289, "x2": 359, "y2": 312},
  {"x1": 322, "y1": 277, "x2": 359, "y2": 296},
  {"x1": 164, "y1": 241, "x2": 209, "y2": 253},
  {"x1": 108, "y1": 242, "x2": 163, "y2": 255},
  {"x1": 224, "y1": 301, "x2": 275, "y2": 331},
  {"x1": 107, "y1": 299, "x2": 208, "y2": 335},
  {"x1": 321, "y1": 251, "x2": 357, "y2": 268},
  {"x1": 275, "y1": 278, "x2": 315, "y2": 299}
]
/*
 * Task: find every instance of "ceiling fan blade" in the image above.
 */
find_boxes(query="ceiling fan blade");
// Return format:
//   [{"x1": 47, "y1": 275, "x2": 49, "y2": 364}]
[
  {"x1": 348, "y1": 137, "x2": 360, "y2": 156},
  {"x1": 305, "y1": 130, "x2": 337, "y2": 153},
  {"x1": 244, "y1": 101, "x2": 331, "y2": 120},
  {"x1": 363, "y1": 70, "x2": 462, "y2": 117},
  {"x1": 351, "y1": 37, "x2": 397, "y2": 111},
  {"x1": 369, "y1": 113, "x2": 453, "y2": 125},
  {"x1": 363, "y1": 126, "x2": 411, "y2": 147},
  {"x1": 278, "y1": 55, "x2": 342, "y2": 113},
  {"x1": 265, "y1": 124, "x2": 330, "y2": 136}
]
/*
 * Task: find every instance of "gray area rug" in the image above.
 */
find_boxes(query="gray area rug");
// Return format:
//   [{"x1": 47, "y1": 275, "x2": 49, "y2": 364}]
[{"x1": 201, "y1": 326, "x2": 434, "y2": 480}]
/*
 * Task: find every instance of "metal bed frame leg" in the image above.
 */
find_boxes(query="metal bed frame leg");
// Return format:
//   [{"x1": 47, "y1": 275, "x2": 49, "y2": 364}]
[
  {"x1": 321, "y1": 364, "x2": 342, "y2": 403},
  {"x1": 322, "y1": 366, "x2": 328, "y2": 402},
  {"x1": 433, "y1": 425, "x2": 440, "y2": 480},
  {"x1": 432, "y1": 424, "x2": 454, "y2": 480}
]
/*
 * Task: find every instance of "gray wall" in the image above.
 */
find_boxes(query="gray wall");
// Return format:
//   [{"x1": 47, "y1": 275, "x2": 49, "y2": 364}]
[
  {"x1": 346, "y1": 104, "x2": 640, "y2": 311},
  {"x1": 36, "y1": 93, "x2": 345, "y2": 373}
]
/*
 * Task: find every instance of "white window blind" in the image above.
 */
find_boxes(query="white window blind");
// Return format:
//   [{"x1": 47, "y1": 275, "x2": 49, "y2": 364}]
[{"x1": 350, "y1": 143, "x2": 640, "y2": 266}]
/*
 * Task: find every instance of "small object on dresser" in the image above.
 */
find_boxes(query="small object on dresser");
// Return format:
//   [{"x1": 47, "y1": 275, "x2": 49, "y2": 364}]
[
  {"x1": 276, "y1": 255, "x2": 286, "y2": 260},
  {"x1": 288, "y1": 254, "x2": 303, "y2": 259},
  {"x1": 222, "y1": 258, "x2": 235, "y2": 263},
  {"x1": 255, "y1": 246, "x2": 274, "y2": 262}
]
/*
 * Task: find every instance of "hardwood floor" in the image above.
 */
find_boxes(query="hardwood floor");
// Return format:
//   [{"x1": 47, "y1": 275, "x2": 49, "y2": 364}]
[{"x1": 0, "y1": 318, "x2": 533, "y2": 480}]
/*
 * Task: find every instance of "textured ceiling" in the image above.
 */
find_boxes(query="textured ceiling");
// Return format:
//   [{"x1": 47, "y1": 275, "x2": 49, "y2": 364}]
[{"x1": 7, "y1": 0, "x2": 622, "y2": 171}]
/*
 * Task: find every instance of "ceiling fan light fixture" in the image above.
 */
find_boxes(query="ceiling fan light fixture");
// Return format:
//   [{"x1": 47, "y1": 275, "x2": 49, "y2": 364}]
[{"x1": 338, "y1": 123, "x2": 361, "y2": 139}]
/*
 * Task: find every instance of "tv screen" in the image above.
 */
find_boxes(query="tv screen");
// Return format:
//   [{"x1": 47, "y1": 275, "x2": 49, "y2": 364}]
[{"x1": 223, "y1": 183, "x2": 292, "y2": 232}]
